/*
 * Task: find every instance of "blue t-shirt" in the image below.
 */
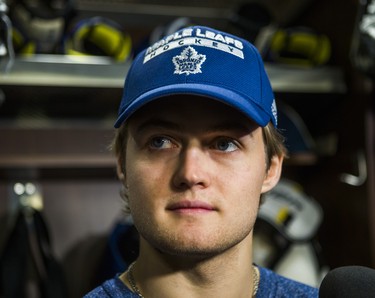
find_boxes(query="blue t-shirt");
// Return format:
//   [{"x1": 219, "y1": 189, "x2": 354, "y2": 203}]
[{"x1": 83, "y1": 266, "x2": 319, "y2": 297}]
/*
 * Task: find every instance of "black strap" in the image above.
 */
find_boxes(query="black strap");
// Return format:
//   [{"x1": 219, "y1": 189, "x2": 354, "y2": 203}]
[{"x1": 0, "y1": 208, "x2": 67, "y2": 298}]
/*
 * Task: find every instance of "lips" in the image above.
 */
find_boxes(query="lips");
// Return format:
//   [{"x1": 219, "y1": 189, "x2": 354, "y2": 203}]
[{"x1": 167, "y1": 200, "x2": 216, "y2": 212}]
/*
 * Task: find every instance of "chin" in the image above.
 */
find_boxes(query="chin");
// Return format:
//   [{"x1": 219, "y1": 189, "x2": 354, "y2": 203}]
[
  {"x1": 157, "y1": 245, "x2": 226, "y2": 261},
  {"x1": 148, "y1": 234, "x2": 246, "y2": 260}
]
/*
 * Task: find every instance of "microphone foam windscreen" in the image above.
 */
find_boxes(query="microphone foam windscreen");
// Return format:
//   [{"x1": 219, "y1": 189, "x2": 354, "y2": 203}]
[{"x1": 319, "y1": 265, "x2": 375, "y2": 297}]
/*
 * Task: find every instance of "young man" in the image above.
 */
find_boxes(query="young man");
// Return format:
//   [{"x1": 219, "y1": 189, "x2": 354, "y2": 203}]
[{"x1": 85, "y1": 26, "x2": 318, "y2": 297}]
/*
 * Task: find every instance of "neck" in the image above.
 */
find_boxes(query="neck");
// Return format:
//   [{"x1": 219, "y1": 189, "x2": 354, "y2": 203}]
[{"x1": 121, "y1": 234, "x2": 256, "y2": 298}]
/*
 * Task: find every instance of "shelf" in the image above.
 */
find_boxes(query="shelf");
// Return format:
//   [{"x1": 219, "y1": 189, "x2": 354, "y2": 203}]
[
  {"x1": 0, "y1": 55, "x2": 129, "y2": 88},
  {"x1": 0, "y1": 155, "x2": 115, "y2": 168},
  {"x1": 77, "y1": 2, "x2": 231, "y2": 20},
  {"x1": 0, "y1": 55, "x2": 347, "y2": 93},
  {"x1": 0, "y1": 125, "x2": 116, "y2": 170},
  {"x1": 265, "y1": 64, "x2": 347, "y2": 94},
  {"x1": 75, "y1": 0, "x2": 233, "y2": 27}
]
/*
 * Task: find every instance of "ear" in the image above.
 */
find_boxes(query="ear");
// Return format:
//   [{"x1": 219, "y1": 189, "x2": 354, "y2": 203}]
[
  {"x1": 116, "y1": 158, "x2": 126, "y2": 185},
  {"x1": 261, "y1": 154, "x2": 284, "y2": 194}
]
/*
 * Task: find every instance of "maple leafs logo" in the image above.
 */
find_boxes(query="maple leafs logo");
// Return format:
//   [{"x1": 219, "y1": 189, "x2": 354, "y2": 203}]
[{"x1": 172, "y1": 46, "x2": 206, "y2": 75}]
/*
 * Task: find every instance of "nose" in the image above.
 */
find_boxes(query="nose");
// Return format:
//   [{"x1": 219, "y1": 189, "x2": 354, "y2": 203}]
[{"x1": 172, "y1": 146, "x2": 211, "y2": 190}]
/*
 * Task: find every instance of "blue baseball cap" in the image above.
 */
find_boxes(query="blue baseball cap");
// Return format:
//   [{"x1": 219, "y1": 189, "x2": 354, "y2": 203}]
[{"x1": 114, "y1": 25, "x2": 277, "y2": 128}]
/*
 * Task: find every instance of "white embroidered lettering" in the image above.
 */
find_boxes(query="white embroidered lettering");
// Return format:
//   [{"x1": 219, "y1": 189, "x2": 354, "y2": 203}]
[
  {"x1": 225, "y1": 36, "x2": 234, "y2": 45},
  {"x1": 214, "y1": 34, "x2": 225, "y2": 43},
  {"x1": 205, "y1": 30, "x2": 215, "y2": 40},
  {"x1": 196, "y1": 28, "x2": 205, "y2": 37},
  {"x1": 144, "y1": 31, "x2": 245, "y2": 63},
  {"x1": 234, "y1": 40, "x2": 243, "y2": 49},
  {"x1": 182, "y1": 28, "x2": 193, "y2": 37}
]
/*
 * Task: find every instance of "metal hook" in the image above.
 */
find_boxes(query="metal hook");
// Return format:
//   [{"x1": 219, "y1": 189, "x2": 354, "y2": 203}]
[{"x1": 340, "y1": 150, "x2": 367, "y2": 186}]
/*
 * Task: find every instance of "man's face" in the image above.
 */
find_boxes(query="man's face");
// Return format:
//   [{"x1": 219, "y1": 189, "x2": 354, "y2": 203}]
[{"x1": 123, "y1": 95, "x2": 281, "y2": 259}]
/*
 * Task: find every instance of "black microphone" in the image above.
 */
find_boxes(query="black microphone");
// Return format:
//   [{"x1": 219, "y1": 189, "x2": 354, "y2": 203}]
[{"x1": 319, "y1": 265, "x2": 375, "y2": 297}]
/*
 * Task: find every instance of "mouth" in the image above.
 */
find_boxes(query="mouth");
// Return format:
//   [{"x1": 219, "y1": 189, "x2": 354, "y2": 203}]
[{"x1": 167, "y1": 200, "x2": 216, "y2": 214}]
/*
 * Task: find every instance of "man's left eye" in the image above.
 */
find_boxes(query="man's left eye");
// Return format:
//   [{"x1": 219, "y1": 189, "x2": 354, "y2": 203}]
[{"x1": 214, "y1": 138, "x2": 238, "y2": 152}]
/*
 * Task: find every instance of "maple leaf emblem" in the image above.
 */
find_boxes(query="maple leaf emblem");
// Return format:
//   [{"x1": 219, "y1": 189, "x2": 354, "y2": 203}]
[{"x1": 172, "y1": 46, "x2": 206, "y2": 75}]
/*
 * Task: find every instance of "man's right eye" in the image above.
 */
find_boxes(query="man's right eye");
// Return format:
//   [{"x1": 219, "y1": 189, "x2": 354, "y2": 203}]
[{"x1": 149, "y1": 136, "x2": 175, "y2": 149}]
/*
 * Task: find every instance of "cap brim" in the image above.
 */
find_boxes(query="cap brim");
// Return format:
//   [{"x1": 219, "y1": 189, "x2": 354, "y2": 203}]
[{"x1": 114, "y1": 83, "x2": 271, "y2": 128}]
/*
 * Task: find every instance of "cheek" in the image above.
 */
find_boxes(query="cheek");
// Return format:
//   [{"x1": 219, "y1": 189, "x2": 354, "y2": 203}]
[
  {"x1": 228, "y1": 159, "x2": 267, "y2": 210},
  {"x1": 125, "y1": 160, "x2": 170, "y2": 210}
]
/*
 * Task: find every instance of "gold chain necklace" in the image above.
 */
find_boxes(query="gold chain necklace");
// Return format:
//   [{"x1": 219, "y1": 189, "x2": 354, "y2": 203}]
[
  {"x1": 127, "y1": 262, "x2": 260, "y2": 297},
  {"x1": 253, "y1": 265, "x2": 260, "y2": 296},
  {"x1": 127, "y1": 262, "x2": 145, "y2": 298}
]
